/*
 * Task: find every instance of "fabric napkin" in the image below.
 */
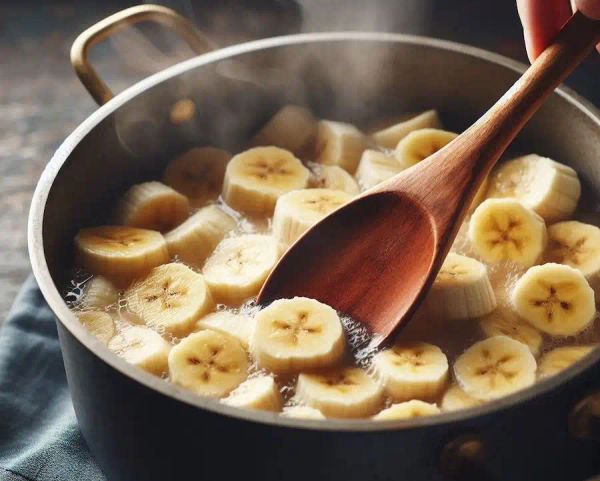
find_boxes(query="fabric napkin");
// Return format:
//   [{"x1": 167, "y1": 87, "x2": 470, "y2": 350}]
[{"x1": 0, "y1": 276, "x2": 105, "y2": 481}]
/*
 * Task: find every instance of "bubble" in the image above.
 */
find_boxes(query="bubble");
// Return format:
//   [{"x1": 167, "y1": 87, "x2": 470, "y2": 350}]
[{"x1": 340, "y1": 314, "x2": 379, "y2": 368}]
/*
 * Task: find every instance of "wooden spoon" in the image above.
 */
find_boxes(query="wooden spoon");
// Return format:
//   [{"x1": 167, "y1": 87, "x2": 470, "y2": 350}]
[{"x1": 258, "y1": 12, "x2": 600, "y2": 346}]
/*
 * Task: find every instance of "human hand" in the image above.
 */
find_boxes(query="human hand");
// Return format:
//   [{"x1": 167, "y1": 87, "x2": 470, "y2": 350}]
[{"x1": 517, "y1": 0, "x2": 600, "y2": 61}]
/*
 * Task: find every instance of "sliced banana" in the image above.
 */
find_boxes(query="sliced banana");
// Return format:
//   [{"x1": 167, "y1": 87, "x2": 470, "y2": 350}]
[
  {"x1": 202, "y1": 234, "x2": 281, "y2": 305},
  {"x1": 372, "y1": 342, "x2": 448, "y2": 402},
  {"x1": 308, "y1": 164, "x2": 360, "y2": 195},
  {"x1": 74, "y1": 226, "x2": 169, "y2": 287},
  {"x1": 162, "y1": 147, "x2": 231, "y2": 208},
  {"x1": 295, "y1": 367, "x2": 383, "y2": 418},
  {"x1": 222, "y1": 146, "x2": 310, "y2": 216},
  {"x1": 469, "y1": 198, "x2": 547, "y2": 267},
  {"x1": 354, "y1": 149, "x2": 403, "y2": 190},
  {"x1": 315, "y1": 120, "x2": 367, "y2": 173},
  {"x1": 164, "y1": 205, "x2": 236, "y2": 268},
  {"x1": 125, "y1": 263, "x2": 213, "y2": 338},
  {"x1": 81, "y1": 276, "x2": 119, "y2": 310},
  {"x1": 371, "y1": 110, "x2": 442, "y2": 149},
  {"x1": 222, "y1": 375, "x2": 282, "y2": 411},
  {"x1": 511, "y1": 263, "x2": 596, "y2": 336},
  {"x1": 440, "y1": 384, "x2": 483, "y2": 412},
  {"x1": 250, "y1": 105, "x2": 317, "y2": 155},
  {"x1": 372, "y1": 400, "x2": 441, "y2": 421},
  {"x1": 422, "y1": 252, "x2": 496, "y2": 321},
  {"x1": 487, "y1": 154, "x2": 581, "y2": 222},
  {"x1": 251, "y1": 297, "x2": 345, "y2": 373},
  {"x1": 108, "y1": 325, "x2": 171, "y2": 375},
  {"x1": 538, "y1": 345, "x2": 596, "y2": 379},
  {"x1": 77, "y1": 311, "x2": 115, "y2": 344},
  {"x1": 546, "y1": 221, "x2": 600, "y2": 289},
  {"x1": 168, "y1": 330, "x2": 248, "y2": 398},
  {"x1": 195, "y1": 311, "x2": 255, "y2": 348},
  {"x1": 454, "y1": 335, "x2": 537, "y2": 401},
  {"x1": 115, "y1": 181, "x2": 190, "y2": 232},
  {"x1": 394, "y1": 128, "x2": 458, "y2": 168},
  {"x1": 479, "y1": 310, "x2": 543, "y2": 356},
  {"x1": 272, "y1": 188, "x2": 353, "y2": 244},
  {"x1": 280, "y1": 405, "x2": 326, "y2": 420}
]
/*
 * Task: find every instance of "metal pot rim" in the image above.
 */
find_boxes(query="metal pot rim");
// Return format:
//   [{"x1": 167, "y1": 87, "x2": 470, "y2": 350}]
[{"x1": 28, "y1": 31, "x2": 600, "y2": 432}]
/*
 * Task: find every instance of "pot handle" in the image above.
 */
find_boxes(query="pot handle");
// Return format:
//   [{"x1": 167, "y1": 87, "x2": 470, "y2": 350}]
[
  {"x1": 70, "y1": 4, "x2": 212, "y2": 105},
  {"x1": 439, "y1": 434, "x2": 498, "y2": 481}
]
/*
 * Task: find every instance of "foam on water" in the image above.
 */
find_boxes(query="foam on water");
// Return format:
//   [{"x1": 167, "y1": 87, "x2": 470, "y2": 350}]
[{"x1": 339, "y1": 314, "x2": 380, "y2": 368}]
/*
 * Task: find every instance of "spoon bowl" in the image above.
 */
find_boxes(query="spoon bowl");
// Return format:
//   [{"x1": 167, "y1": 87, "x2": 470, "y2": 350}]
[{"x1": 259, "y1": 190, "x2": 438, "y2": 340}]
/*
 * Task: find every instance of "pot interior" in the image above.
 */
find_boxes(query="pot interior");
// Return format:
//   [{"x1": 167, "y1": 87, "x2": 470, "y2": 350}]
[{"x1": 37, "y1": 34, "x2": 600, "y2": 423}]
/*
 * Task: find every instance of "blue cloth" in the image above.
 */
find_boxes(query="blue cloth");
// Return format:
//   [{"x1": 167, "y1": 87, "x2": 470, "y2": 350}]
[{"x1": 0, "y1": 277, "x2": 105, "y2": 481}]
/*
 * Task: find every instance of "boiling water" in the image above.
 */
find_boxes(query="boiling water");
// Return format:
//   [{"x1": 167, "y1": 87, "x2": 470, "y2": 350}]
[
  {"x1": 63, "y1": 126, "x2": 600, "y2": 416},
  {"x1": 65, "y1": 193, "x2": 600, "y2": 412}
]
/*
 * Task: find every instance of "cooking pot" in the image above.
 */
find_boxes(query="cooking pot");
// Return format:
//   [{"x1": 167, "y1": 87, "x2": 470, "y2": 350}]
[{"x1": 28, "y1": 5, "x2": 600, "y2": 481}]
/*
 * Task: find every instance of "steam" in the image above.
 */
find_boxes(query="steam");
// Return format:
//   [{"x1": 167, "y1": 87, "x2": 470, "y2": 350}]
[
  {"x1": 108, "y1": 0, "x2": 430, "y2": 157},
  {"x1": 299, "y1": 0, "x2": 429, "y2": 33},
  {"x1": 107, "y1": 0, "x2": 430, "y2": 71}
]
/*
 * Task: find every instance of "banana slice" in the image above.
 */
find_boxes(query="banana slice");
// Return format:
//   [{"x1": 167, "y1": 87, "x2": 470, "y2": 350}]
[
  {"x1": 479, "y1": 311, "x2": 543, "y2": 356},
  {"x1": 125, "y1": 263, "x2": 213, "y2": 338},
  {"x1": 81, "y1": 276, "x2": 119, "y2": 310},
  {"x1": 195, "y1": 311, "x2": 255, "y2": 348},
  {"x1": 440, "y1": 384, "x2": 483, "y2": 412},
  {"x1": 487, "y1": 154, "x2": 581, "y2": 222},
  {"x1": 115, "y1": 181, "x2": 190, "y2": 232},
  {"x1": 371, "y1": 110, "x2": 442, "y2": 149},
  {"x1": 295, "y1": 367, "x2": 383, "y2": 418},
  {"x1": 202, "y1": 234, "x2": 281, "y2": 305},
  {"x1": 108, "y1": 325, "x2": 171, "y2": 375},
  {"x1": 168, "y1": 330, "x2": 248, "y2": 398},
  {"x1": 309, "y1": 164, "x2": 360, "y2": 195},
  {"x1": 355, "y1": 150, "x2": 403, "y2": 190},
  {"x1": 315, "y1": 120, "x2": 367, "y2": 173},
  {"x1": 222, "y1": 146, "x2": 310, "y2": 216},
  {"x1": 222, "y1": 375, "x2": 282, "y2": 411},
  {"x1": 164, "y1": 205, "x2": 236, "y2": 268},
  {"x1": 394, "y1": 128, "x2": 458, "y2": 167},
  {"x1": 163, "y1": 147, "x2": 231, "y2": 208},
  {"x1": 422, "y1": 252, "x2": 496, "y2": 321},
  {"x1": 372, "y1": 400, "x2": 441, "y2": 420},
  {"x1": 454, "y1": 335, "x2": 537, "y2": 401},
  {"x1": 272, "y1": 188, "x2": 353, "y2": 244},
  {"x1": 468, "y1": 176, "x2": 490, "y2": 213},
  {"x1": 280, "y1": 405, "x2": 326, "y2": 420},
  {"x1": 511, "y1": 263, "x2": 596, "y2": 336},
  {"x1": 77, "y1": 311, "x2": 115, "y2": 344},
  {"x1": 546, "y1": 221, "x2": 600, "y2": 289},
  {"x1": 468, "y1": 198, "x2": 547, "y2": 267},
  {"x1": 372, "y1": 342, "x2": 448, "y2": 402},
  {"x1": 250, "y1": 105, "x2": 317, "y2": 155},
  {"x1": 251, "y1": 297, "x2": 345, "y2": 373},
  {"x1": 538, "y1": 345, "x2": 596, "y2": 379},
  {"x1": 74, "y1": 226, "x2": 169, "y2": 287}
]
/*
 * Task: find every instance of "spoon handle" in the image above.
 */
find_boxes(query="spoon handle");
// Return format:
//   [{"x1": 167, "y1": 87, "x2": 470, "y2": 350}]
[
  {"x1": 396, "y1": 11, "x2": 600, "y2": 232},
  {"x1": 460, "y1": 11, "x2": 600, "y2": 181}
]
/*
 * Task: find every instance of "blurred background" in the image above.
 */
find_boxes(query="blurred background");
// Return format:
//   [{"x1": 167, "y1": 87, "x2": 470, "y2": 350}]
[{"x1": 1, "y1": 0, "x2": 599, "y2": 321}]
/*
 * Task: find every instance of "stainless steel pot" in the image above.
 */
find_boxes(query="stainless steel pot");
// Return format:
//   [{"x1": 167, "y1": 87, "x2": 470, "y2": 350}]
[{"x1": 28, "y1": 5, "x2": 600, "y2": 481}]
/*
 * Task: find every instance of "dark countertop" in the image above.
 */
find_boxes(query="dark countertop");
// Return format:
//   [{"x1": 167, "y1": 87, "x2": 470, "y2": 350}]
[{"x1": 1, "y1": 0, "x2": 599, "y2": 321}]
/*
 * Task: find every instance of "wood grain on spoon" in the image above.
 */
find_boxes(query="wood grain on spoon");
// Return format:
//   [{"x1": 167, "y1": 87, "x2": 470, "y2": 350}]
[{"x1": 258, "y1": 12, "x2": 600, "y2": 346}]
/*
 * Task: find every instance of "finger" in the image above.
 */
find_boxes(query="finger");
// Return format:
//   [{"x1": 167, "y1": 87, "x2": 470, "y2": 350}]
[
  {"x1": 517, "y1": 0, "x2": 572, "y2": 61},
  {"x1": 574, "y1": 0, "x2": 600, "y2": 18},
  {"x1": 572, "y1": 0, "x2": 600, "y2": 53}
]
